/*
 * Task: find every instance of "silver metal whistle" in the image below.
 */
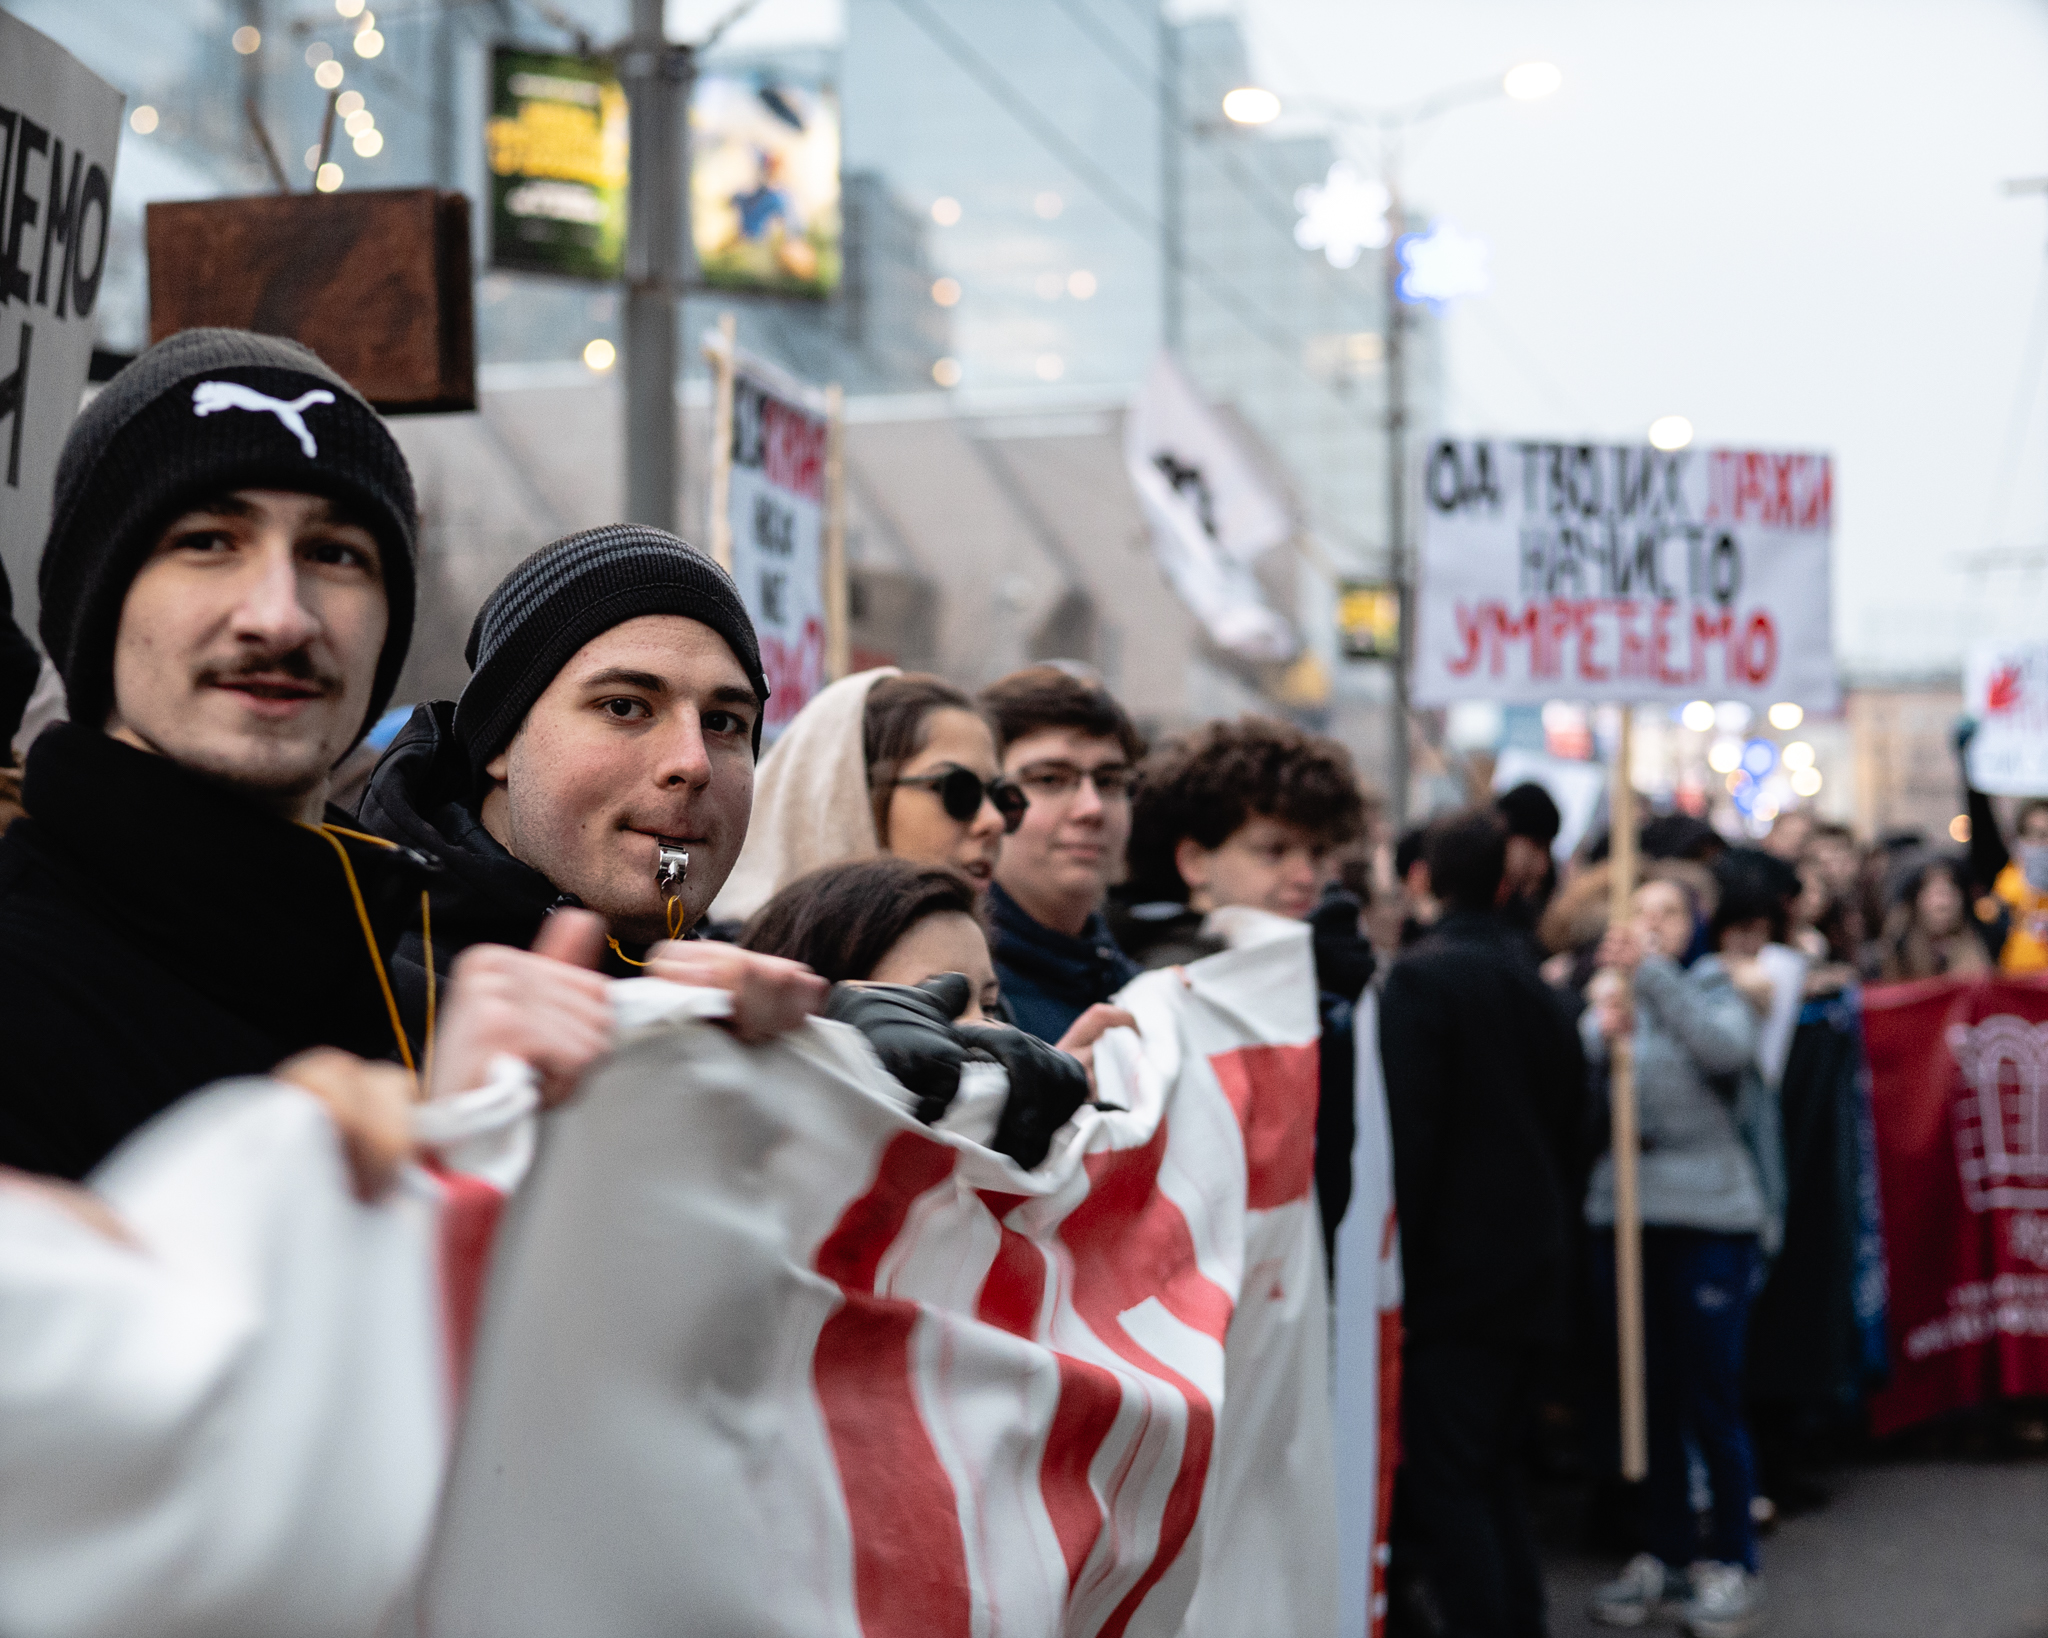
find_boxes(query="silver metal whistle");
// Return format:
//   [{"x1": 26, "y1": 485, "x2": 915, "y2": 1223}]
[{"x1": 655, "y1": 841, "x2": 690, "y2": 896}]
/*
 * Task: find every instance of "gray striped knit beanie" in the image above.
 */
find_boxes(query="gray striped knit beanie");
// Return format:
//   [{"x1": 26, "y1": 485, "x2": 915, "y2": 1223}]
[{"x1": 453, "y1": 524, "x2": 767, "y2": 773}]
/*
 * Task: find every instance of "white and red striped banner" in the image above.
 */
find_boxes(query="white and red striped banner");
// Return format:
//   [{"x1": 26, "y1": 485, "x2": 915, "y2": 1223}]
[
  {"x1": 0, "y1": 1078, "x2": 508, "y2": 1638},
  {"x1": 4, "y1": 918, "x2": 1342, "y2": 1637},
  {"x1": 423, "y1": 912, "x2": 1338, "y2": 1637}
]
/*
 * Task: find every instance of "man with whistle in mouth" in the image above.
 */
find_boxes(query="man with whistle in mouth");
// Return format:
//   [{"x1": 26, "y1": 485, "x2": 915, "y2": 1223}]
[{"x1": 358, "y1": 525, "x2": 826, "y2": 1037}]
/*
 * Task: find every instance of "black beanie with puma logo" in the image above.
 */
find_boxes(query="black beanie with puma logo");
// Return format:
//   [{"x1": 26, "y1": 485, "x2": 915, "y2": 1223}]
[{"x1": 38, "y1": 328, "x2": 418, "y2": 745}]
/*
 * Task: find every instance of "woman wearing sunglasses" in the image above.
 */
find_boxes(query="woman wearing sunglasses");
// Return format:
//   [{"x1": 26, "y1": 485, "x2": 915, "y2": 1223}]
[
  {"x1": 710, "y1": 667, "x2": 1023, "y2": 926},
  {"x1": 865, "y1": 674, "x2": 1025, "y2": 884}
]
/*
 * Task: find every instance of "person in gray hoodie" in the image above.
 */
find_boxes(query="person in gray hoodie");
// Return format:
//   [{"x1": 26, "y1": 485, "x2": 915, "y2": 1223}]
[{"x1": 1583, "y1": 871, "x2": 1768, "y2": 1638}]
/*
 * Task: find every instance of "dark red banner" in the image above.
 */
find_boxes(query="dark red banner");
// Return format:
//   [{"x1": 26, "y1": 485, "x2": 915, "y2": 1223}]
[{"x1": 1865, "y1": 974, "x2": 2048, "y2": 1434}]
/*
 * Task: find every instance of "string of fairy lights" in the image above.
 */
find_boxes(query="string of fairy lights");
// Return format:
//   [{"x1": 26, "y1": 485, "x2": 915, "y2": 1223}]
[{"x1": 127, "y1": 4, "x2": 391, "y2": 195}]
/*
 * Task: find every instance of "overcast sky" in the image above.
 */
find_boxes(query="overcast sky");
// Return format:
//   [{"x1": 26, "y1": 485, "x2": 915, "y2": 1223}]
[{"x1": 694, "y1": 0, "x2": 2048, "y2": 678}]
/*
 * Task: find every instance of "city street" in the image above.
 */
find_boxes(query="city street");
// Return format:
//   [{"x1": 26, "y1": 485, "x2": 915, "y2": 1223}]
[{"x1": 1541, "y1": 1456, "x2": 2048, "y2": 1638}]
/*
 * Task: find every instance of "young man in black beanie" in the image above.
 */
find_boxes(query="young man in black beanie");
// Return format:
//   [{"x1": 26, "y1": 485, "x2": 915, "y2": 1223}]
[
  {"x1": 0, "y1": 329, "x2": 615, "y2": 1179},
  {"x1": 357, "y1": 529, "x2": 1074, "y2": 1141},
  {"x1": 358, "y1": 524, "x2": 827, "y2": 1034}
]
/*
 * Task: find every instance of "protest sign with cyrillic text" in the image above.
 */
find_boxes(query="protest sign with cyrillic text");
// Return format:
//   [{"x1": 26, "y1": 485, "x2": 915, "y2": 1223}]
[{"x1": 1413, "y1": 439, "x2": 1836, "y2": 710}]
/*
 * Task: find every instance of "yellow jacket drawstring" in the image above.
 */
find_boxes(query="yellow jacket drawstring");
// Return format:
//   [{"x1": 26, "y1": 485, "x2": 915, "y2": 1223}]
[{"x1": 303, "y1": 823, "x2": 436, "y2": 1092}]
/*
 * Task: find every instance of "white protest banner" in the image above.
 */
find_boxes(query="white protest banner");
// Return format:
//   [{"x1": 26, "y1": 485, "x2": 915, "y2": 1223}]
[
  {"x1": 8, "y1": 933, "x2": 1343, "y2": 1637},
  {"x1": 0, "y1": 1076, "x2": 516, "y2": 1638},
  {"x1": 727, "y1": 349, "x2": 829, "y2": 738},
  {"x1": 425, "y1": 919, "x2": 1338, "y2": 1638},
  {"x1": 0, "y1": 14, "x2": 124, "y2": 632},
  {"x1": 1413, "y1": 440, "x2": 1836, "y2": 710},
  {"x1": 1965, "y1": 640, "x2": 2048, "y2": 797}
]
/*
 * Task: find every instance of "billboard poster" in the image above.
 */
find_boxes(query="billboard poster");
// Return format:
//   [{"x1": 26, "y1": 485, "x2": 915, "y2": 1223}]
[
  {"x1": 486, "y1": 48, "x2": 627, "y2": 280},
  {"x1": 1412, "y1": 439, "x2": 1838, "y2": 710},
  {"x1": 1965, "y1": 640, "x2": 2048, "y2": 797},
  {"x1": 690, "y1": 76, "x2": 840, "y2": 299},
  {"x1": 729, "y1": 359, "x2": 828, "y2": 736},
  {"x1": 0, "y1": 11, "x2": 123, "y2": 635}
]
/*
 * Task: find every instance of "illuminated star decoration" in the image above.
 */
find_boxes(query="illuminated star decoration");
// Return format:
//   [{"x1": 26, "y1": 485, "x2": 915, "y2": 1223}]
[
  {"x1": 1396, "y1": 221, "x2": 1490, "y2": 306},
  {"x1": 1292, "y1": 162, "x2": 1391, "y2": 269}
]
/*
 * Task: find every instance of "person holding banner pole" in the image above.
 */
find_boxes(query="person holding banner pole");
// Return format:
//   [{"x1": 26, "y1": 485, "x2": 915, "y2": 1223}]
[{"x1": 1584, "y1": 759, "x2": 1769, "y2": 1638}]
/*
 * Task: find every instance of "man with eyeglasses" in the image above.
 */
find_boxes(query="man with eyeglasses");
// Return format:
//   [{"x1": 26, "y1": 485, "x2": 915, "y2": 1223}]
[{"x1": 978, "y1": 665, "x2": 1146, "y2": 1043}]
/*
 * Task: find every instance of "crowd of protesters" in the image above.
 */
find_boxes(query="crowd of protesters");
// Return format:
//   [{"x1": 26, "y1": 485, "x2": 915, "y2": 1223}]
[{"x1": 0, "y1": 326, "x2": 2027, "y2": 1638}]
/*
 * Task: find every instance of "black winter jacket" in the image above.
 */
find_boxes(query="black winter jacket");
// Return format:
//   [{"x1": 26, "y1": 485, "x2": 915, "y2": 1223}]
[
  {"x1": 988, "y1": 881, "x2": 1142, "y2": 1046},
  {"x1": 0, "y1": 726, "x2": 432, "y2": 1179},
  {"x1": 1379, "y1": 909, "x2": 1585, "y2": 1347}
]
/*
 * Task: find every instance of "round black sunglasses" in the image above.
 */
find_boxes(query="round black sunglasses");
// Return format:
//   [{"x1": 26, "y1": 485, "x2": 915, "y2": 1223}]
[{"x1": 892, "y1": 766, "x2": 1029, "y2": 833}]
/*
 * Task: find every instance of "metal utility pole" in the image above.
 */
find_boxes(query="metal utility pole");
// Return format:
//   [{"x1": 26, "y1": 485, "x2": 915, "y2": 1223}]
[
  {"x1": 621, "y1": 0, "x2": 692, "y2": 531},
  {"x1": 1159, "y1": 14, "x2": 1183, "y2": 352},
  {"x1": 432, "y1": 0, "x2": 457, "y2": 189},
  {"x1": 1384, "y1": 179, "x2": 1411, "y2": 828}
]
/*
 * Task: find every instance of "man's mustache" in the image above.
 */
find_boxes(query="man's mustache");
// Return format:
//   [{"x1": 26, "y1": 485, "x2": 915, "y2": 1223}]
[{"x1": 197, "y1": 648, "x2": 344, "y2": 694}]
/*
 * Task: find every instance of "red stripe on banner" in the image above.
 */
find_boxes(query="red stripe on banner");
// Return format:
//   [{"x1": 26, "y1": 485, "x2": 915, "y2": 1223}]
[
  {"x1": 428, "y1": 1163, "x2": 508, "y2": 1406},
  {"x1": 975, "y1": 1190, "x2": 1046, "y2": 1339},
  {"x1": 813, "y1": 1132, "x2": 972, "y2": 1635},
  {"x1": 1209, "y1": 1042, "x2": 1320, "y2": 1208},
  {"x1": 1372, "y1": 1210, "x2": 1405, "y2": 1638},
  {"x1": 1058, "y1": 1119, "x2": 1234, "y2": 1634},
  {"x1": 1041, "y1": 1354, "x2": 1125, "y2": 1589},
  {"x1": 978, "y1": 1187, "x2": 1126, "y2": 1594}
]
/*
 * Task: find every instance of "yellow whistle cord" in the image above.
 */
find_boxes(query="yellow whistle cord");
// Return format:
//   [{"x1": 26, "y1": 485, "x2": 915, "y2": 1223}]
[
  {"x1": 303, "y1": 823, "x2": 436, "y2": 1091},
  {"x1": 605, "y1": 893, "x2": 686, "y2": 968}
]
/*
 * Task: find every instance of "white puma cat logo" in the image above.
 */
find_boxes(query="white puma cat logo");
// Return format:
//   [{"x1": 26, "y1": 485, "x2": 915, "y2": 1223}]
[{"x1": 190, "y1": 381, "x2": 338, "y2": 458}]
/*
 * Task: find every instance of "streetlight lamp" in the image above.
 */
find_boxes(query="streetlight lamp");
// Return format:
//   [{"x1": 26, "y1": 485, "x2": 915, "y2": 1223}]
[{"x1": 1223, "y1": 63, "x2": 1560, "y2": 826}]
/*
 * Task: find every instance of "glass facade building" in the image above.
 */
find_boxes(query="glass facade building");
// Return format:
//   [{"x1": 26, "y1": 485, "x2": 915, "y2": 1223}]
[{"x1": 5, "y1": 0, "x2": 1440, "y2": 764}]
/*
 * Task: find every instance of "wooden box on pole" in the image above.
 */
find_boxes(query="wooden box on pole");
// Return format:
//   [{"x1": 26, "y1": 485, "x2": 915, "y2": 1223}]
[{"x1": 147, "y1": 189, "x2": 476, "y2": 412}]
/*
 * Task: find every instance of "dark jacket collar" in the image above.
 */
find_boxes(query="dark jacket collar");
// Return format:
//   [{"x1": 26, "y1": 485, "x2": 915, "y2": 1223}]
[
  {"x1": 355, "y1": 701, "x2": 564, "y2": 950},
  {"x1": 988, "y1": 880, "x2": 1139, "y2": 992},
  {"x1": 15, "y1": 722, "x2": 428, "y2": 1057},
  {"x1": 1414, "y1": 907, "x2": 1521, "y2": 951}
]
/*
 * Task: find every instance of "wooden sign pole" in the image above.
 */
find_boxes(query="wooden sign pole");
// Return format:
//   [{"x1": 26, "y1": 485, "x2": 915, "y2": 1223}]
[
  {"x1": 824, "y1": 382, "x2": 849, "y2": 682},
  {"x1": 703, "y1": 312, "x2": 738, "y2": 571},
  {"x1": 1606, "y1": 706, "x2": 1649, "y2": 1481}
]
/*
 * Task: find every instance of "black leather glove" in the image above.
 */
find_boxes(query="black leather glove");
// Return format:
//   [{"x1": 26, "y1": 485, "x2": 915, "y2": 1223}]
[
  {"x1": 825, "y1": 975, "x2": 973, "y2": 1123},
  {"x1": 955, "y1": 1023, "x2": 1090, "y2": 1169}
]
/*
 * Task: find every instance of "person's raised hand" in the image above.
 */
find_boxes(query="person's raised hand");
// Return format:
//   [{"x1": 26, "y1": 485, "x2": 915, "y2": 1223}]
[
  {"x1": 429, "y1": 907, "x2": 613, "y2": 1108},
  {"x1": 1052, "y1": 1003, "x2": 1137, "y2": 1091},
  {"x1": 1726, "y1": 958, "x2": 1774, "y2": 1015},
  {"x1": 1586, "y1": 967, "x2": 1630, "y2": 1042},
  {"x1": 644, "y1": 941, "x2": 828, "y2": 1043},
  {"x1": 276, "y1": 1046, "x2": 417, "y2": 1201},
  {"x1": 1596, "y1": 922, "x2": 1643, "y2": 975}
]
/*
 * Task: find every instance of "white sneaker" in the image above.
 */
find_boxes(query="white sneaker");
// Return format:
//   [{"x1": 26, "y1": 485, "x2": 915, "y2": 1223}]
[
  {"x1": 1682, "y1": 1562, "x2": 1764, "y2": 1638},
  {"x1": 1588, "y1": 1553, "x2": 1687, "y2": 1627}
]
